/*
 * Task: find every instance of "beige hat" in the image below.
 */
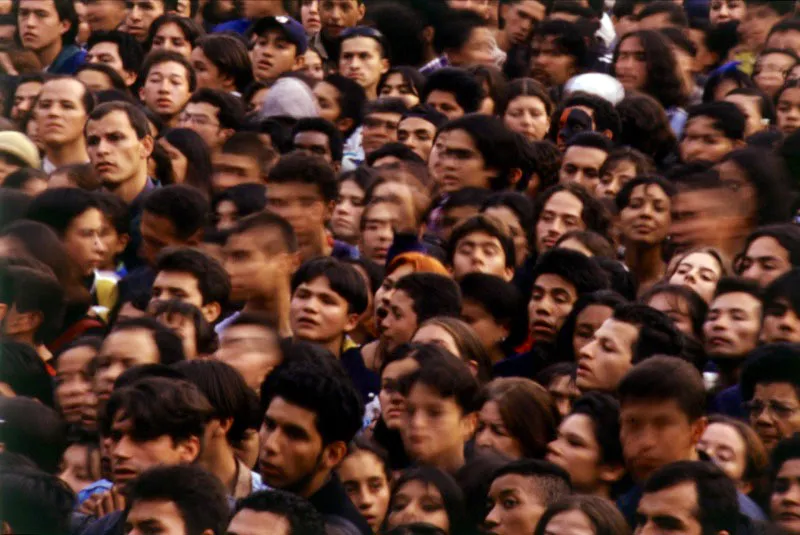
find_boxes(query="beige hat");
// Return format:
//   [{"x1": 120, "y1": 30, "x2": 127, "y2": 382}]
[{"x1": 0, "y1": 131, "x2": 41, "y2": 169}]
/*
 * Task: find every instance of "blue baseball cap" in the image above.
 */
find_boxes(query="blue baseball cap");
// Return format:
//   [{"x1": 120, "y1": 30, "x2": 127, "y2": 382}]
[{"x1": 251, "y1": 15, "x2": 308, "y2": 55}]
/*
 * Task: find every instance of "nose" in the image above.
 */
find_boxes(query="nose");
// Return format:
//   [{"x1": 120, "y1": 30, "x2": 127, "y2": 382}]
[
  {"x1": 546, "y1": 439, "x2": 561, "y2": 457},
  {"x1": 475, "y1": 428, "x2": 491, "y2": 448},
  {"x1": 111, "y1": 435, "x2": 133, "y2": 460},
  {"x1": 578, "y1": 339, "x2": 597, "y2": 362},
  {"x1": 485, "y1": 505, "x2": 501, "y2": 529},
  {"x1": 260, "y1": 425, "x2": 280, "y2": 456},
  {"x1": 535, "y1": 296, "x2": 553, "y2": 315}
]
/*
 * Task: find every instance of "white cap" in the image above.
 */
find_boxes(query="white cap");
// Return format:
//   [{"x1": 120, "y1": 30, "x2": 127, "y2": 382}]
[{"x1": 564, "y1": 73, "x2": 626, "y2": 106}]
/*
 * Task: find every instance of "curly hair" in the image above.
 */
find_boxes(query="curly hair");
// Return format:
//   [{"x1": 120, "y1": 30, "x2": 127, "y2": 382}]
[
  {"x1": 616, "y1": 92, "x2": 678, "y2": 165},
  {"x1": 613, "y1": 30, "x2": 687, "y2": 109}
]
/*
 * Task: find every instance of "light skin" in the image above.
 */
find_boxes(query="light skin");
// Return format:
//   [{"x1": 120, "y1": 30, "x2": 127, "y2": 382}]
[
  {"x1": 337, "y1": 450, "x2": 391, "y2": 533},
  {"x1": 36, "y1": 79, "x2": 89, "y2": 167},
  {"x1": 451, "y1": 230, "x2": 514, "y2": 282},
  {"x1": 63, "y1": 208, "x2": 108, "y2": 276},
  {"x1": 475, "y1": 400, "x2": 523, "y2": 459},
  {"x1": 250, "y1": 29, "x2": 303, "y2": 83},
  {"x1": 702, "y1": 292, "x2": 762, "y2": 359},
  {"x1": 636, "y1": 482, "x2": 705, "y2": 535},
  {"x1": 214, "y1": 323, "x2": 281, "y2": 392},
  {"x1": 151, "y1": 22, "x2": 192, "y2": 58},
  {"x1": 754, "y1": 52, "x2": 796, "y2": 98},
  {"x1": 697, "y1": 422, "x2": 749, "y2": 489},
  {"x1": 361, "y1": 111, "x2": 402, "y2": 155},
  {"x1": 576, "y1": 318, "x2": 639, "y2": 393},
  {"x1": 425, "y1": 90, "x2": 465, "y2": 121},
  {"x1": 126, "y1": 499, "x2": 207, "y2": 535},
  {"x1": 212, "y1": 152, "x2": 261, "y2": 193},
  {"x1": 434, "y1": 129, "x2": 497, "y2": 193},
  {"x1": 501, "y1": 0, "x2": 545, "y2": 48},
  {"x1": 680, "y1": 116, "x2": 741, "y2": 164},
  {"x1": 482, "y1": 206, "x2": 528, "y2": 268},
  {"x1": 398, "y1": 117, "x2": 437, "y2": 161},
  {"x1": 55, "y1": 343, "x2": 96, "y2": 425},
  {"x1": 542, "y1": 509, "x2": 596, "y2": 535},
  {"x1": 619, "y1": 183, "x2": 671, "y2": 251},
  {"x1": 340, "y1": 37, "x2": 389, "y2": 100},
  {"x1": 379, "y1": 289, "x2": 419, "y2": 352},
  {"x1": 139, "y1": 60, "x2": 192, "y2": 126},
  {"x1": 289, "y1": 275, "x2": 360, "y2": 357},
  {"x1": 448, "y1": 26, "x2": 494, "y2": 68},
  {"x1": 646, "y1": 293, "x2": 695, "y2": 339},
  {"x1": 738, "y1": 236, "x2": 791, "y2": 288},
  {"x1": 614, "y1": 36, "x2": 647, "y2": 91},
  {"x1": 771, "y1": 458, "x2": 800, "y2": 535},
  {"x1": 725, "y1": 93, "x2": 767, "y2": 137},
  {"x1": 762, "y1": 299, "x2": 800, "y2": 344},
  {"x1": 139, "y1": 211, "x2": 201, "y2": 267},
  {"x1": 528, "y1": 273, "x2": 577, "y2": 344},
  {"x1": 485, "y1": 474, "x2": 547, "y2": 535},
  {"x1": 504, "y1": 95, "x2": 550, "y2": 142},
  {"x1": 11, "y1": 80, "x2": 42, "y2": 122},
  {"x1": 124, "y1": 0, "x2": 165, "y2": 42},
  {"x1": 93, "y1": 329, "x2": 159, "y2": 402},
  {"x1": 379, "y1": 356, "x2": 420, "y2": 430},
  {"x1": 150, "y1": 270, "x2": 220, "y2": 323},
  {"x1": 331, "y1": 179, "x2": 366, "y2": 244},
  {"x1": 709, "y1": 0, "x2": 745, "y2": 25},
  {"x1": 596, "y1": 160, "x2": 638, "y2": 201},
  {"x1": 379, "y1": 72, "x2": 419, "y2": 108},
  {"x1": 191, "y1": 47, "x2": 235, "y2": 93},
  {"x1": 17, "y1": 0, "x2": 69, "y2": 68},
  {"x1": 227, "y1": 510, "x2": 292, "y2": 535},
  {"x1": 84, "y1": 0, "x2": 127, "y2": 33},
  {"x1": 86, "y1": 41, "x2": 137, "y2": 86},
  {"x1": 669, "y1": 252, "x2": 722, "y2": 304},
  {"x1": 535, "y1": 191, "x2": 584, "y2": 253},
  {"x1": 748, "y1": 382, "x2": 800, "y2": 451},
  {"x1": 359, "y1": 202, "x2": 397, "y2": 265},
  {"x1": 320, "y1": 0, "x2": 365, "y2": 39},
  {"x1": 559, "y1": 145, "x2": 607, "y2": 192},
  {"x1": 179, "y1": 101, "x2": 232, "y2": 152},
  {"x1": 385, "y1": 480, "x2": 450, "y2": 533},
  {"x1": 530, "y1": 34, "x2": 577, "y2": 87},
  {"x1": 571, "y1": 304, "x2": 613, "y2": 359}
]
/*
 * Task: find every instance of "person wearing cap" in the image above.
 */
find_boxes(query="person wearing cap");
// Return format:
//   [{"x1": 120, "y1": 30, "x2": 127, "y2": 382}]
[
  {"x1": 0, "y1": 131, "x2": 41, "y2": 182},
  {"x1": 339, "y1": 26, "x2": 390, "y2": 101},
  {"x1": 250, "y1": 16, "x2": 308, "y2": 83}
]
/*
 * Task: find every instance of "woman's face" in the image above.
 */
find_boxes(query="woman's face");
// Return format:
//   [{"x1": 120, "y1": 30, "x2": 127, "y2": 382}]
[
  {"x1": 379, "y1": 72, "x2": 420, "y2": 108},
  {"x1": 386, "y1": 480, "x2": 451, "y2": 534},
  {"x1": 595, "y1": 160, "x2": 637, "y2": 200},
  {"x1": 697, "y1": 422, "x2": 749, "y2": 485},
  {"x1": 59, "y1": 443, "x2": 100, "y2": 494},
  {"x1": 503, "y1": 95, "x2": 551, "y2": 141},
  {"x1": 542, "y1": 509, "x2": 597, "y2": 535},
  {"x1": 646, "y1": 292, "x2": 697, "y2": 339},
  {"x1": 412, "y1": 324, "x2": 461, "y2": 358},
  {"x1": 669, "y1": 252, "x2": 722, "y2": 303},
  {"x1": 331, "y1": 179, "x2": 366, "y2": 244},
  {"x1": 374, "y1": 264, "x2": 414, "y2": 318},
  {"x1": 546, "y1": 413, "x2": 604, "y2": 493},
  {"x1": 158, "y1": 139, "x2": 188, "y2": 185},
  {"x1": 313, "y1": 81, "x2": 342, "y2": 124},
  {"x1": 572, "y1": 304, "x2": 614, "y2": 358},
  {"x1": 475, "y1": 399, "x2": 524, "y2": 460},
  {"x1": 215, "y1": 199, "x2": 238, "y2": 231},
  {"x1": 777, "y1": 87, "x2": 800, "y2": 134},
  {"x1": 615, "y1": 36, "x2": 647, "y2": 91},
  {"x1": 619, "y1": 183, "x2": 671, "y2": 246},
  {"x1": 548, "y1": 375, "x2": 580, "y2": 419},
  {"x1": 709, "y1": 0, "x2": 746, "y2": 26},
  {"x1": 483, "y1": 205, "x2": 529, "y2": 267},
  {"x1": 247, "y1": 87, "x2": 270, "y2": 114},
  {"x1": 338, "y1": 450, "x2": 391, "y2": 533},
  {"x1": 301, "y1": 0, "x2": 322, "y2": 34},
  {"x1": 151, "y1": 22, "x2": 192, "y2": 58},
  {"x1": 55, "y1": 344, "x2": 97, "y2": 425},
  {"x1": 379, "y1": 357, "x2": 419, "y2": 430},
  {"x1": 715, "y1": 159, "x2": 757, "y2": 223},
  {"x1": 304, "y1": 49, "x2": 325, "y2": 82}
]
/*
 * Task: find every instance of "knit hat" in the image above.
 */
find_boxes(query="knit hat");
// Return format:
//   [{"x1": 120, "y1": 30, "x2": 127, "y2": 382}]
[{"x1": 0, "y1": 131, "x2": 41, "y2": 169}]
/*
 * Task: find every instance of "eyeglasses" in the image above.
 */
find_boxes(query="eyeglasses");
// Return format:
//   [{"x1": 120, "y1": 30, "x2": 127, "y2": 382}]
[
  {"x1": 742, "y1": 400, "x2": 800, "y2": 419},
  {"x1": 178, "y1": 113, "x2": 219, "y2": 128}
]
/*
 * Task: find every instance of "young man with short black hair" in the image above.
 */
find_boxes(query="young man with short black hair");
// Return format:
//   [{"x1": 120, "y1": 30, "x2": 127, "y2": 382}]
[
  {"x1": 761, "y1": 269, "x2": 800, "y2": 344},
  {"x1": 448, "y1": 215, "x2": 515, "y2": 282},
  {"x1": 397, "y1": 104, "x2": 448, "y2": 161},
  {"x1": 16, "y1": 0, "x2": 84, "y2": 74},
  {"x1": 212, "y1": 132, "x2": 274, "y2": 194},
  {"x1": 497, "y1": 0, "x2": 547, "y2": 52},
  {"x1": 228, "y1": 489, "x2": 326, "y2": 535},
  {"x1": 339, "y1": 26, "x2": 390, "y2": 100},
  {"x1": 421, "y1": 67, "x2": 484, "y2": 120},
  {"x1": 124, "y1": 0, "x2": 178, "y2": 42},
  {"x1": 178, "y1": 88, "x2": 245, "y2": 153},
  {"x1": 529, "y1": 19, "x2": 588, "y2": 89},
  {"x1": 680, "y1": 102, "x2": 746, "y2": 163},
  {"x1": 250, "y1": 16, "x2": 308, "y2": 83},
  {"x1": 361, "y1": 97, "x2": 408, "y2": 157},
  {"x1": 86, "y1": 30, "x2": 144, "y2": 87},
  {"x1": 558, "y1": 132, "x2": 612, "y2": 193},
  {"x1": 139, "y1": 185, "x2": 208, "y2": 268},
  {"x1": 311, "y1": 0, "x2": 366, "y2": 68},
  {"x1": 138, "y1": 50, "x2": 196, "y2": 128},
  {"x1": 421, "y1": 8, "x2": 494, "y2": 74}
]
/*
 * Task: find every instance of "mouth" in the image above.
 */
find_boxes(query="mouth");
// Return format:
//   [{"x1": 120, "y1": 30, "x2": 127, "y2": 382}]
[
  {"x1": 95, "y1": 162, "x2": 115, "y2": 173},
  {"x1": 576, "y1": 362, "x2": 592, "y2": 376},
  {"x1": 707, "y1": 336, "x2": 733, "y2": 347},
  {"x1": 632, "y1": 222, "x2": 654, "y2": 233},
  {"x1": 776, "y1": 511, "x2": 800, "y2": 522},
  {"x1": 156, "y1": 98, "x2": 173, "y2": 107},
  {"x1": 531, "y1": 320, "x2": 556, "y2": 337},
  {"x1": 259, "y1": 461, "x2": 284, "y2": 479},
  {"x1": 112, "y1": 467, "x2": 138, "y2": 482},
  {"x1": 295, "y1": 317, "x2": 319, "y2": 328},
  {"x1": 257, "y1": 61, "x2": 274, "y2": 71}
]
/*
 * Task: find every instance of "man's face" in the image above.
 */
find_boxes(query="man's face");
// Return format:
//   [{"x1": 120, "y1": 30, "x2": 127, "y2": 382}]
[
  {"x1": 425, "y1": 90, "x2": 465, "y2": 121},
  {"x1": 84, "y1": 0, "x2": 127, "y2": 32},
  {"x1": 139, "y1": 61, "x2": 192, "y2": 120},
  {"x1": 528, "y1": 273, "x2": 577, "y2": 344},
  {"x1": 227, "y1": 509, "x2": 292, "y2": 535},
  {"x1": 93, "y1": 329, "x2": 159, "y2": 402},
  {"x1": 559, "y1": 145, "x2": 607, "y2": 192},
  {"x1": 636, "y1": 481, "x2": 703, "y2": 535},
  {"x1": 362, "y1": 111, "x2": 401, "y2": 155},
  {"x1": 739, "y1": 236, "x2": 793, "y2": 288},
  {"x1": 290, "y1": 275, "x2": 357, "y2": 346},
  {"x1": 126, "y1": 500, "x2": 189, "y2": 535},
  {"x1": 86, "y1": 41, "x2": 128, "y2": 80},
  {"x1": 11, "y1": 80, "x2": 41, "y2": 122},
  {"x1": 504, "y1": 0, "x2": 545, "y2": 45},
  {"x1": 771, "y1": 459, "x2": 800, "y2": 535},
  {"x1": 139, "y1": 211, "x2": 187, "y2": 267},
  {"x1": 576, "y1": 318, "x2": 639, "y2": 393},
  {"x1": 87, "y1": 110, "x2": 151, "y2": 186},
  {"x1": 485, "y1": 474, "x2": 546, "y2": 535},
  {"x1": 266, "y1": 182, "x2": 327, "y2": 245},
  {"x1": 748, "y1": 382, "x2": 800, "y2": 451},
  {"x1": 17, "y1": 0, "x2": 66, "y2": 52},
  {"x1": 125, "y1": 0, "x2": 165, "y2": 42},
  {"x1": 761, "y1": 299, "x2": 800, "y2": 344},
  {"x1": 150, "y1": 270, "x2": 204, "y2": 310},
  {"x1": 434, "y1": 129, "x2": 496, "y2": 193},
  {"x1": 535, "y1": 191, "x2": 584, "y2": 253},
  {"x1": 449, "y1": 26, "x2": 495, "y2": 68},
  {"x1": 212, "y1": 152, "x2": 261, "y2": 193},
  {"x1": 178, "y1": 102, "x2": 225, "y2": 151},
  {"x1": 223, "y1": 228, "x2": 286, "y2": 302},
  {"x1": 294, "y1": 130, "x2": 334, "y2": 163},
  {"x1": 530, "y1": 35, "x2": 576, "y2": 87},
  {"x1": 36, "y1": 79, "x2": 87, "y2": 148},
  {"x1": 340, "y1": 37, "x2": 389, "y2": 95},
  {"x1": 767, "y1": 29, "x2": 800, "y2": 57},
  {"x1": 259, "y1": 396, "x2": 326, "y2": 492},
  {"x1": 724, "y1": 93, "x2": 765, "y2": 137},
  {"x1": 680, "y1": 116, "x2": 737, "y2": 163},
  {"x1": 702, "y1": 292, "x2": 761, "y2": 358},
  {"x1": 215, "y1": 324, "x2": 281, "y2": 391},
  {"x1": 452, "y1": 230, "x2": 511, "y2": 281},
  {"x1": 398, "y1": 117, "x2": 436, "y2": 161},
  {"x1": 320, "y1": 0, "x2": 364, "y2": 38},
  {"x1": 620, "y1": 399, "x2": 703, "y2": 483},
  {"x1": 251, "y1": 29, "x2": 300, "y2": 82}
]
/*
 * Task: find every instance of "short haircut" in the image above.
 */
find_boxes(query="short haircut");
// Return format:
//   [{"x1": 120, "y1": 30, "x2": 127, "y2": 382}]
[
  {"x1": 643, "y1": 461, "x2": 738, "y2": 535},
  {"x1": 75, "y1": 63, "x2": 129, "y2": 92},
  {"x1": 212, "y1": 183, "x2": 267, "y2": 220},
  {"x1": 87, "y1": 101, "x2": 150, "y2": 139},
  {"x1": 448, "y1": 215, "x2": 516, "y2": 268},
  {"x1": 442, "y1": 187, "x2": 492, "y2": 211},
  {"x1": 86, "y1": 30, "x2": 144, "y2": 74},
  {"x1": 26, "y1": 187, "x2": 99, "y2": 236},
  {"x1": 188, "y1": 88, "x2": 245, "y2": 131},
  {"x1": 194, "y1": 34, "x2": 253, "y2": 93},
  {"x1": 13, "y1": 0, "x2": 79, "y2": 45},
  {"x1": 570, "y1": 392, "x2": 623, "y2": 466},
  {"x1": 636, "y1": 0, "x2": 688, "y2": 26},
  {"x1": 402, "y1": 345, "x2": 481, "y2": 413},
  {"x1": 220, "y1": 131, "x2": 274, "y2": 176},
  {"x1": 111, "y1": 317, "x2": 186, "y2": 365},
  {"x1": 740, "y1": 343, "x2": 800, "y2": 401},
  {"x1": 127, "y1": 465, "x2": 229, "y2": 535},
  {"x1": 401, "y1": 104, "x2": 448, "y2": 128},
  {"x1": 565, "y1": 131, "x2": 613, "y2": 153},
  {"x1": 234, "y1": 490, "x2": 325, "y2": 535},
  {"x1": 101, "y1": 377, "x2": 214, "y2": 442},
  {"x1": 290, "y1": 257, "x2": 369, "y2": 315},
  {"x1": 142, "y1": 184, "x2": 209, "y2": 241},
  {"x1": 531, "y1": 248, "x2": 610, "y2": 295},
  {"x1": 491, "y1": 459, "x2": 572, "y2": 506},
  {"x1": 363, "y1": 96, "x2": 409, "y2": 118},
  {"x1": 612, "y1": 303, "x2": 686, "y2": 364},
  {"x1": 421, "y1": 68, "x2": 484, "y2": 115},
  {"x1": 366, "y1": 142, "x2": 424, "y2": 166},
  {"x1": 320, "y1": 74, "x2": 367, "y2": 136},
  {"x1": 763, "y1": 268, "x2": 800, "y2": 316},
  {"x1": 228, "y1": 210, "x2": 298, "y2": 253},
  {"x1": 0, "y1": 395, "x2": 66, "y2": 473},
  {"x1": 393, "y1": 272, "x2": 462, "y2": 323},
  {"x1": 0, "y1": 467, "x2": 74, "y2": 535},
  {"x1": 771, "y1": 433, "x2": 800, "y2": 481},
  {"x1": 618, "y1": 356, "x2": 706, "y2": 421},
  {"x1": 154, "y1": 247, "x2": 230, "y2": 306},
  {"x1": 533, "y1": 183, "x2": 611, "y2": 241},
  {"x1": 268, "y1": 151, "x2": 338, "y2": 204},
  {"x1": 712, "y1": 276, "x2": 762, "y2": 302},
  {"x1": 535, "y1": 19, "x2": 591, "y2": 69},
  {"x1": 292, "y1": 117, "x2": 344, "y2": 163},
  {"x1": 433, "y1": 8, "x2": 488, "y2": 54},
  {"x1": 459, "y1": 272, "x2": 521, "y2": 324},
  {"x1": 685, "y1": 101, "x2": 746, "y2": 141},
  {"x1": 557, "y1": 92, "x2": 622, "y2": 141},
  {"x1": 615, "y1": 174, "x2": 676, "y2": 212},
  {"x1": 138, "y1": 49, "x2": 197, "y2": 92},
  {"x1": 259, "y1": 341, "x2": 364, "y2": 446},
  {"x1": 340, "y1": 25, "x2": 390, "y2": 58}
]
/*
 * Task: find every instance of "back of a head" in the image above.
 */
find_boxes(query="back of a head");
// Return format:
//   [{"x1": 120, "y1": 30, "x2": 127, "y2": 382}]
[
  {"x1": 617, "y1": 356, "x2": 705, "y2": 421},
  {"x1": 112, "y1": 316, "x2": 186, "y2": 364},
  {"x1": 394, "y1": 272, "x2": 462, "y2": 323},
  {"x1": 0, "y1": 467, "x2": 74, "y2": 535},
  {"x1": 740, "y1": 343, "x2": 800, "y2": 401},
  {"x1": 612, "y1": 303, "x2": 686, "y2": 364},
  {"x1": 143, "y1": 184, "x2": 209, "y2": 241},
  {"x1": 0, "y1": 396, "x2": 67, "y2": 474},
  {"x1": 234, "y1": 489, "x2": 326, "y2": 535},
  {"x1": 687, "y1": 101, "x2": 746, "y2": 141},
  {"x1": 0, "y1": 337, "x2": 57, "y2": 405}
]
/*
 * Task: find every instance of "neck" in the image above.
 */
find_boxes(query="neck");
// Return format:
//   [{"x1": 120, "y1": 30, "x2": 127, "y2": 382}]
[
  {"x1": 625, "y1": 243, "x2": 665, "y2": 287},
  {"x1": 365, "y1": 84, "x2": 378, "y2": 101},
  {"x1": 711, "y1": 357, "x2": 745, "y2": 388},
  {"x1": 488, "y1": 344, "x2": 506, "y2": 365},
  {"x1": 300, "y1": 228, "x2": 332, "y2": 263},
  {"x1": 495, "y1": 29, "x2": 511, "y2": 52},
  {"x1": 161, "y1": 113, "x2": 180, "y2": 128},
  {"x1": 107, "y1": 168, "x2": 148, "y2": 204},
  {"x1": 199, "y1": 439, "x2": 239, "y2": 494},
  {"x1": 244, "y1": 280, "x2": 292, "y2": 337},
  {"x1": 322, "y1": 334, "x2": 345, "y2": 358},
  {"x1": 46, "y1": 138, "x2": 88, "y2": 167},
  {"x1": 432, "y1": 447, "x2": 465, "y2": 474},
  {"x1": 298, "y1": 469, "x2": 332, "y2": 500},
  {"x1": 36, "y1": 39, "x2": 63, "y2": 68}
]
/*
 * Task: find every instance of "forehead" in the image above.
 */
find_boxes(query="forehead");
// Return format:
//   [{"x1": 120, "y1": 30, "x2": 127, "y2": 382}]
[
  {"x1": 19, "y1": 0, "x2": 57, "y2": 10},
  {"x1": 759, "y1": 51, "x2": 796, "y2": 64},
  {"x1": 297, "y1": 275, "x2": 336, "y2": 294},
  {"x1": 400, "y1": 117, "x2": 436, "y2": 131},
  {"x1": 89, "y1": 41, "x2": 121, "y2": 54},
  {"x1": 564, "y1": 146, "x2": 607, "y2": 164},
  {"x1": 365, "y1": 202, "x2": 396, "y2": 219},
  {"x1": 269, "y1": 182, "x2": 322, "y2": 198},
  {"x1": 294, "y1": 130, "x2": 330, "y2": 145},
  {"x1": 543, "y1": 191, "x2": 583, "y2": 214},
  {"x1": 87, "y1": 109, "x2": 138, "y2": 134},
  {"x1": 127, "y1": 500, "x2": 185, "y2": 525},
  {"x1": 186, "y1": 101, "x2": 219, "y2": 116},
  {"x1": 342, "y1": 36, "x2": 382, "y2": 54},
  {"x1": 725, "y1": 93, "x2": 760, "y2": 110},
  {"x1": 629, "y1": 183, "x2": 668, "y2": 199},
  {"x1": 640, "y1": 481, "x2": 699, "y2": 516},
  {"x1": 619, "y1": 35, "x2": 644, "y2": 51},
  {"x1": 147, "y1": 60, "x2": 189, "y2": 78},
  {"x1": 597, "y1": 318, "x2": 640, "y2": 344},
  {"x1": 440, "y1": 129, "x2": 478, "y2": 149},
  {"x1": 229, "y1": 510, "x2": 291, "y2": 535},
  {"x1": 680, "y1": 252, "x2": 718, "y2": 270},
  {"x1": 534, "y1": 272, "x2": 575, "y2": 292},
  {"x1": 685, "y1": 116, "x2": 723, "y2": 134},
  {"x1": 777, "y1": 458, "x2": 800, "y2": 478},
  {"x1": 40, "y1": 79, "x2": 85, "y2": 99},
  {"x1": 490, "y1": 473, "x2": 540, "y2": 500},
  {"x1": 710, "y1": 291, "x2": 760, "y2": 311},
  {"x1": 458, "y1": 230, "x2": 502, "y2": 245}
]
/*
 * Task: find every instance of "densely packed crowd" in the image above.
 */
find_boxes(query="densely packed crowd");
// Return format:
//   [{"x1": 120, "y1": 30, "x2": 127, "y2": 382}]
[{"x1": 4, "y1": 0, "x2": 800, "y2": 534}]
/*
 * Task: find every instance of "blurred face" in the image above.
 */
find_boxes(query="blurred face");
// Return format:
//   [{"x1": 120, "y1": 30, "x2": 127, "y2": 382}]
[
  {"x1": 547, "y1": 375, "x2": 579, "y2": 420},
  {"x1": 125, "y1": 0, "x2": 164, "y2": 41},
  {"x1": 223, "y1": 228, "x2": 287, "y2": 301},
  {"x1": 435, "y1": 129, "x2": 496, "y2": 192},
  {"x1": 451, "y1": 231, "x2": 512, "y2": 281},
  {"x1": 461, "y1": 298, "x2": 508, "y2": 355},
  {"x1": 475, "y1": 400, "x2": 523, "y2": 459},
  {"x1": 304, "y1": 49, "x2": 325, "y2": 81},
  {"x1": 191, "y1": 47, "x2": 227, "y2": 92},
  {"x1": 94, "y1": 328, "x2": 159, "y2": 401},
  {"x1": 398, "y1": 117, "x2": 436, "y2": 161},
  {"x1": 59, "y1": 443, "x2": 100, "y2": 494},
  {"x1": 17, "y1": 0, "x2": 66, "y2": 52},
  {"x1": 331, "y1": 179, "x2": 366, "y2": 243},
  {"x1": 572, "y1": 304, "x2": 613, "y2": 358},
  {"x1": 535, "y1": 191, "x2": 584, "y2": 253},
  {"x1": 709, "y1": 0, "x2": 745, "y2": 25},
  {"x1": 576, "y1": 318, "x2": 638, "y2": 393},
  {"x1": 313, "y1": 81, "x2": 342, "y2": 123},
  {"x1": 646, "y1": 292, "x2": 696, "y2": 339},
  {"x1": 55, "y1": 343, "x2": 96, "y2": 424},
  {"x1": 36, "y1": 79, "x2": 88, "y2": 148},
  {"x1": 359, "y1": 202, "x2": 396, "y2": 264},
  {"x1": 619, "y1": 184, "x2": 671, "y2": 246},
  {"x1": 266, "y1": 182, "x2": 328, "y2": 246},
  {"x1": 86, "y1": 41, "x2": 130, "y2": 81},
  {"x1": 680, "y1": 116, "x2": 738, "y2": 163},
  {"x1": 362, "y1": 111, "x2": 401, "y2": 155},
  {"x1": 212, "y1": 152, "x2": 261, "y2": 193},
  {"x1": 777, "y1": 87, "x2": 800, "y2": 135},
  {"x1": 385, "y1": 480, "x2": 450, "y2": 533},
  {"x1": 504, "y1": 0, "x2": 545, "y2": 45},
  {"x1": 227, "y1": 510, "x2": 290, "y2": 535},
  {"x1": 138, "y1": 61, "x2": 192, "y2": 121},
  {"x1": 485, "y1": 474, "x2": 546, "y2": 535},
  {"x1": 448, "y1": 0, "x2": 490, "y2": 17},
  {"x1": 771, "y1": 459, "x2": 800, "y2": 534},
  {"x1": 542, "y1": 510, "x2": 595, "y2": 535},
  {"x1": 64, "y1": 208, "x2": 108, "y2": 276},
  {"x1": 412, "y1": 324, "x2": 461, "y2": 358},
  {"x1": 338, "y1": 451, "x2": 391, "y2": 533},
  {"x1": 379, "y1": 73, "x2": 419, "y2": 108},
  {"x1": 530, "y1": 35, "x2": 577, "y2": 87},
  {"x1": 84, "y1": 0, "x2": 127, "y2": 32},
  {"x1": 483, "y1": 206, "x2": 528, "y2": 267},
  {"x1": 768, "y1": 29, "x2": 800, "y2": 56},
  {"x1": 754, "y1": 52, "x2": 795, "y2": 98},
  {"x1": 668, "y1": 252, "x2": 722, "y2": 303},
  {"x1": 405, "y1": 383, "x2": 472, "y2": 467},
  {"x1": 340, "y1": 37, "x2": 388, "y2": 96},
  {"x1": 158, "y1": 139, "x2": 190, "y2": 185},
  {"x1": 747, "y1": 382, "x2": 800, "y2": 451},
  {"x1": 301, "y1": 0, "x2": 322, "y2": 34},
  {"x1": 380, "y1": 289, "x2": 418, "y2": 351},
  {"x1": 251, "y1": 29, "x2": 300, "y2": 82},
  {"x1": 546, "y1": 413, "x2": 603, "y2": 493},
  {"x1": 151, "y1": 22, "x2": 191, "y2": 58},
  {"x1": 620, "y1": 399, "x2": 702, "y2": 483},
  {"x1": 426, "y1": 90, "x2": 465, "y2": 122},
  {"x1": 139, "y1": 211, "x2": 188, "y2": 267},
  {"x1": 379, "y1": 356, "x2": 419, "y2": 430},
  {"x1": 636, "y1": 482, "x2": 702, "y2": 535},
  {"x1": 77, "y1": 69, "x2": 115, "y2": 92},
  {"x1": 738, "y1": 237, "x2": 792, "y2": 288},
  {"x1": 320, "y1": 0, "x2": 364, "y2": 38},
  {"x1": 615, "y1": 36, "x2": 647, "y2": 91},
  {"x1": 596, "y1": 160, "x2": 637, "y2": 200},
  {"x1": 697, "y1": 422, "x2": 748, "y2": 484},
  {"x1": 528, "y1": 273, "x2": 577, "y2": 344},
  {"x1": 762, "y1": 299, "x2": 800, "y2": 345},
  {"x1": 290, "y1": 275, "x2": 358, "y2": 347},
  {"x1": 725, "y1": 93, "x2": 767, "y2": 136},
  {"x1": 504, "y1": 95, "x2": 550, "y2": 142},
  {"x1": 559, "y1": 145, "x2": 607, "y2": 192},
  {"x1": 11, "y1": 80, "x2": 41, "y2": 122},
  {"x1": 215, "y1": 324, "x2": 281, "y2": 391},
  {"x1": 739, "y1": 3, "x2": 781, "y2": 48},
  {"x1": 449, "y1": 26, "x2": 494, "y2": 68},
  {"x1": 702, "y1": 291, "x2": 761, "y2": 358}
]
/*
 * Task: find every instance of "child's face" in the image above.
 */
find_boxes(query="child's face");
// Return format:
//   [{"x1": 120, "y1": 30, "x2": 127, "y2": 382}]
[
  {"x1": 680, "y1": 116, "x2": 737, "y2": 163},
  {"x1": 60, "y1": 443, "x2": 100, "y2": 494}
]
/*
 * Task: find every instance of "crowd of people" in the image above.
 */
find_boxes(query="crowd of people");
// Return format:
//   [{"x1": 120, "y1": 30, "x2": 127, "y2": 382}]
[{"x1": 4, "y1": 0, "x2": 800, "y2": 534}]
